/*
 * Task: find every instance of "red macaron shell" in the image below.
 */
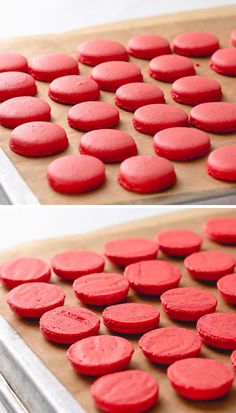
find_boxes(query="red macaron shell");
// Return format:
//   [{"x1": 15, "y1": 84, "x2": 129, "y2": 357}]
[
  {"x1": 231, "y1": 29, "x2": 236, "y2": 47},
  {"x1": 207, "y1": 145, "x2": 236, "y2": 182},
  {"x1": 167, "y1": 358, "x2": 234, "y2": 400},
  {"x1": 133, "y1": 104, "x2": 189, "y2": 136},
  {"x1": 68, "y1": 101, "x2": 119, "y2": 131},
  {"x1": 92, "y1": 370, "x2": 159, "y2": 413},
  {"x1": 115, "y1": 82, "x2": 165, "y2": 112},
  {"x1": 161, "y1": 287, "x2": 217, "y2": 322},
  {"x1": 0, "y1": 257, "x2": 51, "y2": 289},
  {"x1": 91, "y1": 61, "x2": 143, "y2": 92},
  {"x1": 190, "y1": 102, "x2": 236, "y2": 133},
  {"x1": 204, "y1": 217, "x2": 236, "y2": 244},
  {"x1": 29, "y1": 53, "x2": 79, "y2": 82},
  {"x1": 9, "y1": 121, "x2": 68, "y2": 157},
  {"x1": 40, "y1": 306, "x2": 100, "y2": 344},
  {"x1": 51, "y1": 250, "x2": 105, "y2": 281},
  {"x1": 0, "y1": 72, "x2": 37, "y2": 102},
  {"x1": 148, "y1": 54, "x2": 195, "y2": 83},
  {"x1": 184, "y1": 250, "x2": 235, "y2": 281},
  {"x1": 0, "y1": 96, "x2": 51, "y2": 128},
  {"x1": 153, "y1": 127, "x2": 210, "y2": 161},
  {"x1": 171, "y1": 75, "x2": 222, "y2": 105},
  {"x1": 104, "y1": 237, "x2": 159, "y2": 267},
  {"x1": 67, "y1": 335, "x2": 134, "y2": 376},
  {"x1": 197, "y1": 312, "x2": 236, "y2": 350},
  {"x1": 118, "y1": 155, "x2": 176, "y2": 194},
  {"x1": 210, "y1": 48, "x2": 236, "y2": 76},
  {"x1": 156, "y1": 229, "x2": 202, "y2": 257},
  {"x1": 47, "y1": 154, "x2": 105, "y2": 194},
  {"x1": 139, "y1": 327, "x2": 202, "y2": 365},
  {"x1": 127, "y1": 34, "x2": 171, "y2": 60},
  {"x1": 217, "y1": 274, "x2": 236, "y2": 305},
  {"x1": 173, "y1": 32, "x2": 219, "y2": 57},
  {"x1": 124, "y1": 259, "x2": 181, "y2": 296},
  {"x1": 76, "y1": 39, "x2": 129, "y2": 66},
  {"x1": 49, "y1": 75, "x2": 100, "y2": 105},
  {"x1": 231, "y1": 349, "x2": 236, "y2": 370},
  {"x1": 102, "y1": 303, "x2": 160, "y2": 334},
  {"x1": 0, "y1": 52, "x2": 28, "y2": 73},
  {"x1": 73, "y1": 272, "x2": 129, "y2": 306},
  {"x1": 79, "y1": 129, "x2": 137, "y2": 163},
  {"x1": 7, "y1": 282, "x2": 65, "y2": 318}
]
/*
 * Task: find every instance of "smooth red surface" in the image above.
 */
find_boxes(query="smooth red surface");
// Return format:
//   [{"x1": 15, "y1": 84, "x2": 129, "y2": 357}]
[
  {"x1": 115, "y1": 82, "x2": 165, "y2": 111},
  {"x1": 68, "y1": 101, "x2": 119, "y2": 131},
  {"x1": 102, "y1": 303, "x2": 160, "y2": 334},
  {"x1": 49, "y1": 75, "x2": 100, "y2": 104},
  {"x1": 79, "y1": 129, "x2": 137, "y2": 163},
  {"x1": 171, "y1": 75, "x2": 222, "y2": 105},
  {"x1": 77, "y1": 39, "x2": 129, "y2": 66},
  {"x1": 0, "y1": 72, "x2": 37, "y2": 101},
  {"x1": 197, "y1": 312, "x2": 236, "y2": 350},
  {"x1": 204, "y1": 217, "x2": 236, "y2": 244},
  {"x1": 91, "y1": 61, "x2": 143, "y2": 92},
  {"x1": 156, "y1": 229, "x2": 202, "y2": 257},
  {"x1": 127, "y1": 34, "x2": 171, "y2": 59},
  {"x1": 161, "y1": 287, "x2": 217, "y2": 321},
  {"x1": 40, "y1": 306, "x2": 100, "y2": 344},
  {"x1": 104, "y1": 237, "x2": 159, "y2": 266},
  {"x1": 118, "y1": 155, "x2": 176, "y2": 193},
  {"x1": 190, "y1": 102, "x2": 236, "y2": 133},
  {"x1": 67, "y1": 335, "x2": 134, "y2": 376},
  {"x1": 73, "y1": 272, "x2": 129, "y2": 306},
  {"x1": 217, "y1": 274, "x2": 236, "y2": 305},
  {"x1": 210, "y1": 48, "x2": 236, "y2": 76},
  {"x1": 207, "y1": 145, "x2": 236, "y2": 181},
  {"x1": 168, "y1": 358, "x2": 234, "y2": 400},
  {"x1": 29, "y1": 53, "x2": 79, "y2": 82},
  {"x1": 92, "y1": 370, "x2": 159, "y2": 413},
  {"x1": 173, "y1": 32, "x2": 219, "y2": 57},
  {"x1": 47, "y1": 154, "x2": 105, "y2": 194},
  {"x1": 231, "y1": 349, "x2": 236, "y2": 370},
  {"x1": 0, "y1": 257, "x2": 51, "y2": 289},
  {"x1": 139, "y1": 327, "x2": 202, "y2": 365},
  {"x1": 0, "y1": 96, "x2": 51, "y2": 128},
  {"x1": 124, "y1": 259, "x2": 181, "y2": 295},
  {"x1": 7, "y1": 282, "x2": 65, "y2": 318},
  {"x1": 9, "y1": 121, "x2": 68, "y2": 157},
  {"x1": 0, "y1": 52, "x2": 28, "y2": 73},
  {"x1": 148, "y1": 54, "x2": 195, "y2": 83}
]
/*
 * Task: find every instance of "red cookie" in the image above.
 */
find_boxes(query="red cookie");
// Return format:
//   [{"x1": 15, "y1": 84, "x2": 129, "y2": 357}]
[
  {"x1": 47, "y1": 154, "x2": 105, "y2": 194},
  {"x1": 204, "y1": 217, "x2": 236, "y2": 244},
  {"x1": 49, "y1": 75, "x2": 100, "y2": 105},
  {"x1": 190, "y1": 102, "x2": 236, "y2": 133},
  {"x1": 171, "y1": 75, "x2": 222, "y2": 105},
  {"x1": 217, "y1": 274, "x2": 236, "y2": 305},
  {"x1": 207, "y1": 145, "x2": 236, "y2": 181},
  {"x1": 91, "y1": 61, "x2": 143, "y2": 92},
  {"x1": 156, "y1": 229, "x2": 202, "y2": 257},
  {"x1": 73, "y1": 273, "x2": 129, "y2": 306},
  {"x1": 231, "y1": 29, "x2": 236, "y2": 47},
  {"x1": 210, "y1": 48, "x2": 236, "y2": 76},
  {"x1": 51, "y1": 250, "x2": 105, "y2": 281},
  {"x1": 7, "y1": 282, "x2": 65, "y2": 318},
  {"x1": 92, "y1": 370, "x2": 159, "y2": 413},
  {"x1": 79, "y1": 129, "x2": 137, "y2": 163},
  {"x1": 127, "y1": 34, "x2": 171, "y2": 60},
  {"x1": 40, "y1": 306, "x2": 100, "y2": 344},
  {"x1": 76, "y1": 39, "x2": 129, "y2": 66},
  {"x1": 104, "y1": 237, "x2": 159, "y2": 267},
  {"x1": 115, "y1": 82, "x2": 165, "y2": 112},
  {"x1": 67, "y1": 335, "x2": 134, "y2": 376},
  {"x1": 197, "y1": 312, "x2": 236, "y2": 350},
  {"x1": 173, "y1": 32, "x2": 219, "y2": 57},
  {"x1": 231, "y1": 349, "x2": 236, "y2": 370},
  {"x1": 153, "y1": 127, "x2": 210, "y2": 161},
  {"x1": 9, "y1": 121, "x2": 68, "y2": 157},
  {"x1": 0, "y1": 52, "x2": 28, "y2": 73},
  {"x1": 139, "y1": 327, "x2": 202, "y2": 365},
  {"x1": 168, "y1": 358, "x2": 234, "y2": 400},
  {"x1": 161, "y1": 287, "x2": 217, "y2": 322},
  {"x1": 0, "y1": 72, "x2": 37, "y2": 102},
  {"x1": 102, "y1": 303, "x2": 160, "y2": 334},
  {"x1": 29, "y1": 53, "x2": 79, "y2": 82},
  {"x1": 68, "y1": 101, "x2": 119, "y2": 131},
  {"x1": 124, "y1": 260, "x2": 181, "y2": 296},
  {"x1": 0, "y1": 257, "x2": 51, "y2": 289},
  {"x1": 118, "y1": 155, "x2": 176, "y2": 193},
  {"x1": 133, "y1": 104, "x2": 188, "y2": 136},
  {"x1": 0, "y1": 96, "x2": 51, "y2": 128},
  {"x1": 184, "y1": 250, "x2": 235, "y2": 281},
  {"x1": 148, "y1": 54, "x2": 195, "y2": 83}
]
